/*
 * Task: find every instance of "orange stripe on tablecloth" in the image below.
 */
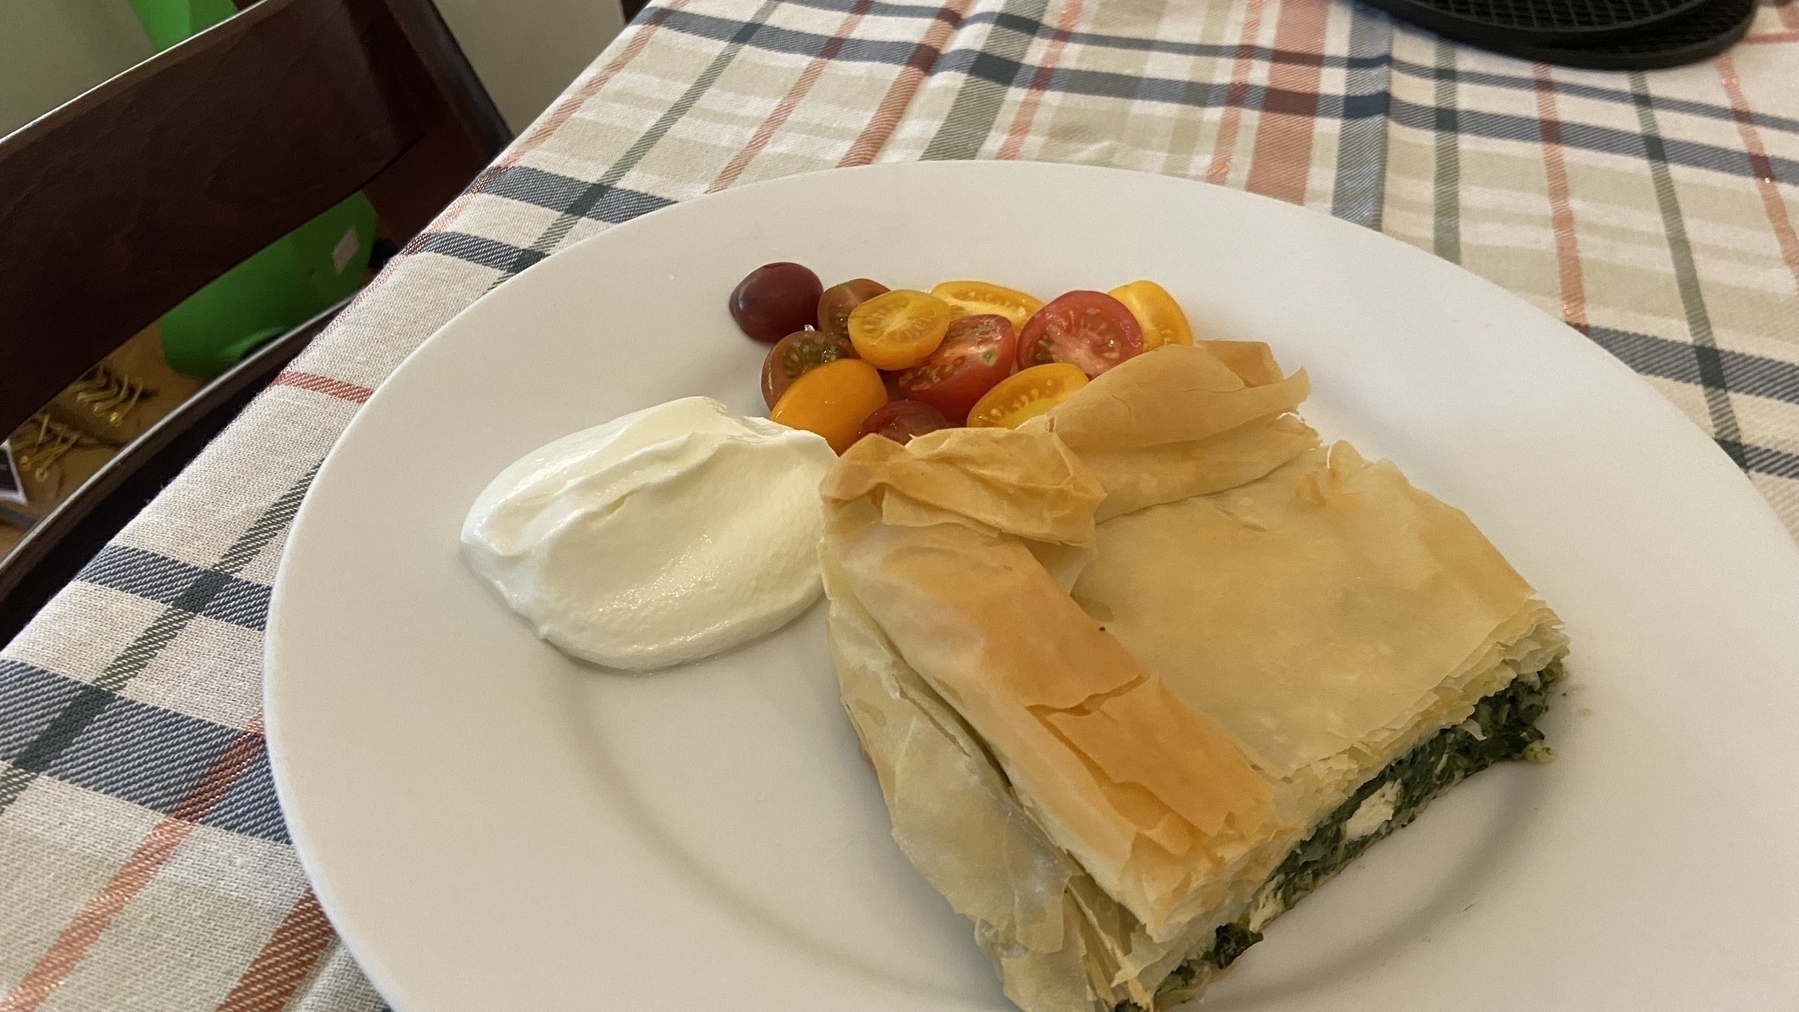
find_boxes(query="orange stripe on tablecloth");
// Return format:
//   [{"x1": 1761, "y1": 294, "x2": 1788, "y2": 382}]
[
  {"x1": 1716, "y1": 53, "x2": 1799, "y2": 300},
  {"x1": 840, "y1": 0, "x2": 974, "y2": 166},
  {"x1": 0, "y1": 718, "x2": 269, "y2": 1012},
  {"x1": 1533, "y1": 66, "x2": 1589, "y2": 331},
  {"x1": 1243, "y1": 0, "x2": 1331, "y2": 203},
  {"x1": 1205, "y1": 0, "x2": 1270, "y2": 185},
  {"x1": 995, "y1": 0, "x2": 1087, "y2": 160},
  {"x1": 271, "y1": 371, "x2": 374, "y2": 404},
  {"x1": 1740, "y1": 28, "x2": 1799, "y2": 40},
  {"x1": 711, "y1": 0, "x2": 875, "y2": 191},
  {"x1": 214, "y1": 892, "x2": 336, "y2": 1012}
]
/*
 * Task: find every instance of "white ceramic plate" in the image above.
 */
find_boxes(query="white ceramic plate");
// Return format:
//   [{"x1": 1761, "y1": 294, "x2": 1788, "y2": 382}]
[{"x1": 266, "y1": 161, "x2": 1799, "y2": 1012}]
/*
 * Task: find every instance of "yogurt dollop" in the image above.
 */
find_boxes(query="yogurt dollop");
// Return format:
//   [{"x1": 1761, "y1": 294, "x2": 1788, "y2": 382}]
[{"x1": 461, "y1": 396, "x2": 837, "y2": 670}]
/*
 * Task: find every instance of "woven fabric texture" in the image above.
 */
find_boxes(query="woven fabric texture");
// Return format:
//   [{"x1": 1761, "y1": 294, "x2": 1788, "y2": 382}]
[{"x1": 3, "y1": 0, "x2": 1796, "y2": 1006}]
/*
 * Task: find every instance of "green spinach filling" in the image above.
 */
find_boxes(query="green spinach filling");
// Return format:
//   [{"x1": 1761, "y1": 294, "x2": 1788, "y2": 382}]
[{"x1": 1122, "y1": 660, "x2": 1562, "y2": 1010}]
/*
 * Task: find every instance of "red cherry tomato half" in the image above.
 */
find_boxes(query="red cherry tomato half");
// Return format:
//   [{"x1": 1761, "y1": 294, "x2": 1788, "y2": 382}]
[
  {"x1": 730, "y1": 262, "x2": 823, "y2": 343},
  {"x1": 896, "y1": 314, "x2": 1018, "y2": 423},
  {"x1": 1016, "y1": 291, "x2": 1144, "y2": 377},
  {"x1": 856, "y1": 399, "x2": 950, "y2": 446}
]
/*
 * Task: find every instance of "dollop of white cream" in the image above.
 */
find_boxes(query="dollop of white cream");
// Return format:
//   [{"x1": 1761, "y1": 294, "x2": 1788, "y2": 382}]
[{"x1": 461, "y1": 397, "x2": 837, "y2": 670}]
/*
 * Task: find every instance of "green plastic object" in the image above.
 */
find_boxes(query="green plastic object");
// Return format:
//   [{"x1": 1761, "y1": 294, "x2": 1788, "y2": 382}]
[
  {"x1": 131, "y1": 0, "x2": 379, "y2": 379},
  {"x1": 159, "y1": 195, "x2": 376, "y2": 378},
  {"x1": 130, "y1": 0, "x2": 236, "y2": 51}
]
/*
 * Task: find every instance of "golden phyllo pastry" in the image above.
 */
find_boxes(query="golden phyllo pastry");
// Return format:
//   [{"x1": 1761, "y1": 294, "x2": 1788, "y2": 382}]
[{"x1": 819, "y1": 344, "x2": 1567, "y2": 1011}]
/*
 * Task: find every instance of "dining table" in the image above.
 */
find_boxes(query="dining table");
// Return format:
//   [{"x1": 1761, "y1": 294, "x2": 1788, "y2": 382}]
[{"x1": 2, "y1": 0, "x2": 1796, "y2": 1007}]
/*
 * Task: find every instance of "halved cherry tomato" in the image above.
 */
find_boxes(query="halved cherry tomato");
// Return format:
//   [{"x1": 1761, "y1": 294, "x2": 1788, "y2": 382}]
[
  {"x1": 847, "y1": 290, "x2": 955, "y2": 370},
  {"x1": 966, "y1": 363, "x2": 1089, "y2": 428},
  {"x1": 856, "y1": 400, "x2": 949, "y2": 445},
  {"x1": 761, "y1": 330, "x2": 856, "y2": 408},
  {"x1": 818, "y1": 279, "x2": 890, "y2": 341},
  {"x1": 895, "y1": 314, "x2": 1017, "y2": 423},
  {"x1": 1107, "y1": 280, "x2": 1193, "y2": 351},
  {"x1": 770, "y1": 358, "x2": 889, "y2": 453},
  {"x1": 1017, "y1": 291, "x2": 1144, "y2": 377},
  {"x1": 930, "y1": 280, "x2": 1044, "y2": 333}
]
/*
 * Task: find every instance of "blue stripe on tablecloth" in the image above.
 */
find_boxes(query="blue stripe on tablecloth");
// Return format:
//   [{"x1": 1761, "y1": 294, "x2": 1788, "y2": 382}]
[
  {"x1": 205, "y1": 745, "x2": 289, "y2": 842},
  {"x1": 1390, "y1": 97, "x2": 1798, "y2": 184},
  {"x1": 417, "y1": 232, "x2": 548, "y2": 272},
  {"x1": 1330, "y1": 4, "x2": 1393, "y2": 230},
  {"x1": 76, "y1": 545, "x2": 270, "y2": 630},
  {"x1": 0, "y1": 659, "x2": 286, "y2": 841},
  {"x1": 1718, "y1": 441, "x2": 1799, "y2": 481},
  {"x1": 1630, "y1": 71, "x2": 1746, "y2": 467},
  {"x1": 1406, "y1": 61, "x2": 1799, "y2": 137},
  {"x1": 1589, "y1": 327, "x2": 1799, "y2": 406},
  {"x1": 45, "y1": 697, "x2": 240, "y2": 811},
  {"x1": 477, "y1": 166, "x2": 677, "y2": 223},
  {"x1": 0, "y1": 659, "x2": 82, "y2": 759}
]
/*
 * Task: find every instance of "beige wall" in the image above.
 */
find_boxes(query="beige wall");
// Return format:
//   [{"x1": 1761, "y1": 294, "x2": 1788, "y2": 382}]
[
  {"x1": 0, "y1": 0, "x2": 154, "y2": 137},
  {"x1": 0, "y1": 0, "x2": 625, "y2": 140},
  {"x1": 435, "y1": 0, "x2": 626, "y2": 134}
]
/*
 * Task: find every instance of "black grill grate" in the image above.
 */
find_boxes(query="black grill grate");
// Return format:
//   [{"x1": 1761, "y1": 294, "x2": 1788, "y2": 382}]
[
  {"x1": 1357, "y1": 0, "x2": 1752, "y2": 68},
  {"x1": 1360, "y1": 0, "x2": 1710, "y2": 47},
  {"x1": 1419, "y1": 0, "x2": 1698, "y2": 31},
  {"x1": 1507, "y1": 0, "x2": 1755, "y2": 68}
]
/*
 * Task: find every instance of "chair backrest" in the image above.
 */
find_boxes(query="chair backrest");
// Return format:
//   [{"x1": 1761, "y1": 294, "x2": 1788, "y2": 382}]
[{"x1": 0, "y1": 0, "x2": 511, "y2": 438}]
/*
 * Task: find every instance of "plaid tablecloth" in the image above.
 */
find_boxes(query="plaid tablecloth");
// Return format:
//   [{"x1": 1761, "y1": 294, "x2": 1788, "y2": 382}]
[{"x1": 4, "y1": 0, "x2": 1797, "y2": 1006}]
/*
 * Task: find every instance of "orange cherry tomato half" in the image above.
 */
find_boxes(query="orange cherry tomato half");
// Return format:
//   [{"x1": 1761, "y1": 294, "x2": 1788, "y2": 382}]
[
  {"x1": 1017, "y1": 291, "x2": 1144, "y2": 377},
  {"x1": 817, "y1": 278, "x2": 890, "y2": 341},
  {"x1": 770, "y1": 358, "x2": 889, "y2": 453},
  {"x1": 966, "y1": 363, "x2": 1089, "y2": 429},
  {"x1": 856, "y1": 400, "x2": 949, "y2": 446},
  {"x1": 761, "y1": 329, "x2": 856, "y2": 408},
  {"x1": 895, "y1": 314, "x2": 1017, "y2": 423},
  {"x1": 929, "y1": 280, "x2": 1045, "y2": 333},
  {"x1": 847, "y1": 290, "x2": 955, "y2": 370},
  {"x1": 1107, "y1": 280, "x2": 1193, "y2": 351}
]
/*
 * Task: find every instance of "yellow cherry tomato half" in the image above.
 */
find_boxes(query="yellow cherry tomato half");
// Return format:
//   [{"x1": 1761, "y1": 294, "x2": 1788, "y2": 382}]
[
  {"x1": 1107, "y1": 280, "x2": 1193, "y2": 351},
  {"x1": 847, "y1": 290, "x2": 955, "y2": 370},
  {"x1": 769, "y1": 358, "x2": 889, "y2": 453},
  {"x1": 930, "y1": 280, "x2": 1045, "y2": 333},
  {"x1": 966, "y1": 363, "x2": 1089, "y2": 429}
]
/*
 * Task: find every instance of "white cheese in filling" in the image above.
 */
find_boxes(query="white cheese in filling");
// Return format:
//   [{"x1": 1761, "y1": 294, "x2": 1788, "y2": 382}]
[{"x1": 1343, "y1": 781, "x2": 1403, "y2": 842}]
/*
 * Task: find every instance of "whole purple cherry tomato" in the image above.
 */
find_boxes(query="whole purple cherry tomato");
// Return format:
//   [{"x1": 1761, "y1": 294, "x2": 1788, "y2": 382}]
[{"x1": 730, "y1": 262, "x2": 823, "y2": 343}]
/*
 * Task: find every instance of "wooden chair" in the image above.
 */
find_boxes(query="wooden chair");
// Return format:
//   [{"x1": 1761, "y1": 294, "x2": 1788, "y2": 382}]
[{"x1": 0, "y1": 0, "x2": 511, "y2": 642}]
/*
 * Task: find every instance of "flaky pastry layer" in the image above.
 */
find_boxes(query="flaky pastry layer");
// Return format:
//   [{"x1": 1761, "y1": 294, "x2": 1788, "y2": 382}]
[{"x1": 818, "y1": 345, "x2": 1568, "y2": 1011}]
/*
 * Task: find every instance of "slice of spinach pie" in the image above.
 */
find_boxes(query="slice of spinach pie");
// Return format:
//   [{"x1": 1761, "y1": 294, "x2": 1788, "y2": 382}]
[{"x1": 819, "y1": 344, "x2": 1569, "y2": 1012}]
